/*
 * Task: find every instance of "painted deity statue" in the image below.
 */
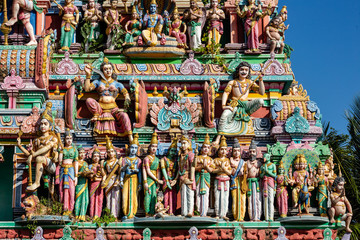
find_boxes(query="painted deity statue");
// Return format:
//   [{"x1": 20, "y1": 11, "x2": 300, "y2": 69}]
[
  {"x1": 154, "y1": 191, "x2": 169, "y2": 218},
  {"x1": 55, "y1": 0, "x2": 80, "y2": 51},
  {"x1": 213, "y1": 136, "x2": 232, "y2": 220},
  {"x1": 276, "y1": 161, "x2": 289, "y2": 218},
  {"x1": 265, "y1": 16, "x2": 285, "y2": 55},
  {"x1": 4, "y1": 0, "x2": 43, "y2": 45},
  {"x1": 88, "y1": 148, "x2": 106, "y2": 219},
  {"x1": 206, "y1": 0, "x2": 225, "y2": 46},
  {"x1": 315, "y1": 161, "x2": 329, "y2": 217},
  {"x1": 260, "y1": 153, "x2": 276, "y2": 221},
  {"x1": 83, "y1": 0, "x2": 102, "y2": 52},
  {"x1": 120, "y1": 134, "x2": 142, "y2": 219},
  {"x1": 84, "y1": 59, "x2": 133, "y2": 142},
  {"x1": 178, "y1": 136, "x2": 196, "y2": 217},
  {"x1": 328, "y1": 177, "x2": 353, "y2": 233},
  {"x1": 183, "y1": 0, "x2": 205, "y2": 50},
  {"x1": 141, "y1": 0, "x2": 164, "y2": 47},
  {"x1": 104, "y1": 0, "x2": 121, "y2": 50},
  {"x1": 124, "y1": 6, "x2": 143, "y2": 46},
  {"x1": 217, "y1": 61, "x2": 264, "y2": 138},
  {"x1": 246, "y1": 141, "x2": 262, "y2": 221},
  {"x1": 194, "y1": 134, "x2": 214, "y2": 217},
  {"x1": 278, "y1": 6, "x2": 289, "y2": 36},
  {"x1": 170, "y1": 7, "x2": 187, "y2": 48},
  {"x1": 74, "y1": 146, "x2": 90, "y2": 221},
  {"x1": 230, "y1": 139, "x2": 247, "y2": 221},
  {"x1": 160, "y1": 137, "x2": 178, "y2": 215},
  {"x1": 56, "y1": 129, "x2": 79, "y2": 215},
  {"x1": 162, "y1": 11, "x2": 171, "y2": 36},
  {"x1": 17, "y1": 102, "x2": 58, "y2": 192},
  {"x1": 325, "y1": 156, "x2": 336, "y2": 185},
  {"x1": 102, "y1": 136, "x2": 121, "y2": 219},
  {"x1": 237, "y1": 0, "x2": 272, "y2": 53},
  {"x1": 143, "y1": 132, "x2": 163, "y2": 216}
]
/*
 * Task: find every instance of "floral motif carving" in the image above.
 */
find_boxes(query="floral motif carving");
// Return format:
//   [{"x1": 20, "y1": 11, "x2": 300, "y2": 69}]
[
  {"x1": 55, "y1": 52, "x2": 79, "y2": 75},
  {"x1": 180, "y1": 51, "x2": 204, "y2": 75},
  {"x1": 1, "y1": 69, "x2": 25, "y2": 91},
  {"x1": 263, "y1": 53, "x2": 285, "y2": 75}
]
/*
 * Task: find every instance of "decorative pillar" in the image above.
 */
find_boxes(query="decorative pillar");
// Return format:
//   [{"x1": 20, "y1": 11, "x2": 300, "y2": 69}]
[{"x1": 0, "y1": 69, "x2": 25, "y2": 109}]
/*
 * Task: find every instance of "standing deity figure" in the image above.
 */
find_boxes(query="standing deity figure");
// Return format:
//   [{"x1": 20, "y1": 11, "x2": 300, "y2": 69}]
[
  {"x1": 83, "y1": 0, "x2": 102, "y2": 52},
  {"x1": 194, "y1": 134, "x2": 214, "y2": 217},
  {"x1": 213, "y1": 136, "x2": 232, "y2": 220},
  {"x1": 104, "y1": 0, "x2": 121, "y2": 50},
  {"x1": 183, "y1": 0, "x2": 205, "y2": 50},
  {"x1": 74, "y1": 146, "x2": 91, "y2": 221},
  {"x1": 230, "y1": 139, "x2": 247, "y2": 221},
  {"x1": 278, "y1": 6, "x2": 289, "y2": 33},
  {"x1": 17, "y1": 102, "x2": 58, "y2": 192},
  {"x1": 325, "y1": 156, "x2": 336, "y2": 185},
  {"x1": 265, "y1": 16, "x2": 285, "y2": 54},
  {"x1": 162, "y1": 10, "x2": 171, "y2": 36},
  {"x1": 120, "y1": 134, "x2": 142, "y2": 219},
  {"x1": 4, "y1": 0, "x2": 43, "y2": 45},
  {"x1": 123, "y1": 6, "x2": 143, "y2": 46},
  {"x1": 246, "y1": 141, "x2": 262, "y2": 221},
  {"x1": 217, "y1": 61, "x2": 264, "y2": 138},
  {"x1": 102, "y1": 136, "x2": 121, "y2": 219},
  {"x1": 315, "y1": 161, "x2": 329, "y2": 217},
  {"x1": 178, "y1": 136, "x2": 196, "y2": 217},
  {"x1": 328, "y1": 177, "x2": 353, "y2": 233},
  {"x1": 56, "y1": 129, "x2": 79, "y2": 215},
  {"x1": 55, "y1": 0, "x2": 80, "y2": 51},
  {"x1": 206, "y1": 0, "x2": 225, "y2": 46},
  {"x1": 170, "y1": 7, "x2": 187, "y2": 48},
  {"x1": 141, "y1": 0, "x2": 164, "y2": 47},
  {"x1": 237, "y1": 0, "x2": 271, "y2": 53},
  {"x1": 88, "y1": 148, "x2": 106, "y2": 220},
  {"x1": 84, "y1": 58, "x2": 133, "y2": 142},
  {"x1": 143, "y1": 132, "x2": 164, "y2": 216},
  {"x1": 276, "y1": 161, "x2": 289, "y2": 218},
  {"x1": 260, "y1": 153, "x2": 276, "y2": 221},
  {"x1": 160, "y1": 137, "x2": 178, "y2": 215}
]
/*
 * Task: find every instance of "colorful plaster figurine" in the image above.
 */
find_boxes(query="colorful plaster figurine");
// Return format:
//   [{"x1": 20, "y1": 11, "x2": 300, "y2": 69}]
[
  {"x1": 84, "y1": 59, "x2": 133, "y2": 142},
  {"x1": 4, "y1": 0, "x2": 43, "y2": 45},
  {"x1": 88, "y1": 148, "x2": 106, "y2": 220},
  {"x1": 276, "y1": 161, "x2": 289, "y2": 218},
  {"x1": 206, "y1": 0, "x2": 225, "y2": 47},
  {"x1": 141, "y1": 0, "x2": 164, "y2": 47},
  {"x1": 183, "y1": 0, "x2": 205, "y2": 50},
  {"x1": 194, "y1": 134, "x2": 214, "y2": 217},
  {"x1": 104, "y1": 0, "x2": 121, "y2": 50},
  {"x1": 55, "y1": 0, "x2": 80, "y2": 51},
  {"x1": 17, "y1": 102, "x2": 58, "y2": 192},
  {"x1": 178, "y1": 136, "x2": 196, "y2": 217},
  {"x1": 154, "y1": 191, "x2": 169, "y2": 219},
  {"x1": 325, "y1": 156, "x2": 336, "y2": 185},
  {"x1": 74, "y1": 146, "x2": 91, "y2": 221},
  {"x1": 315, "y1": 161, "x2": 329, "y2": 217},
  {"x1": 278, "y1": 6, "x2": 289, "y2": 34},
  {"x1": 328, "y1": 177, "x2": 353, "y2": 233},
  {"x1": 230, "y1": 139, "x2": 247, "y2": 221},
  {"x1": 216, "y1": 61, "x2": 265, "y2": 138},
  {"x1": 160, "y1": 137, "x2": 178, "y2": 215},
  {"x1": 212, "y1": 136, "x2": 232, "y2": 220},
  {"x1": 102, "y1": 136, "x2": 121, "y2": 219},
  {"x1": 265, "y1": 16, "x2": 285, "y2": 55},
  {"x1": 162, "y1": 10, "x2": 171, "y2": 36},
  {"x1": 246, "y1": 140, "x2": 263, "y2": 221},
  {"x1": 170, "y1": 7, "x2": 187, "y2": 48},
  {"x1": 83, "y1": 0, "x2": 103, "y2": 52},
  {"x1": 123, "y1": 6, "x2": 143, "y2": 46},
  {"x1": 236, "y1": 0, "x2": 272, "y2": 53},
  {"x1": 120, "y1": 133, "x2": 142, "y2": 219},
  {"x1": 56, "y1": 129, "x2": 79, "y2": 215},
  {"x1": 260, "y1": 153, "x2": 276, "y2": 221}
]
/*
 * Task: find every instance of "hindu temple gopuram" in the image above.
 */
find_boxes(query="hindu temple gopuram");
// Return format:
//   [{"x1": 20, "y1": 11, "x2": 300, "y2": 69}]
[{"x1": 0, "y1": 0, "x2": 352, "y2": 239}]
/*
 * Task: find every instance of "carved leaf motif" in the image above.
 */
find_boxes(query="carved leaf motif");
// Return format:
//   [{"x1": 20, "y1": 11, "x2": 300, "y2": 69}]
[
  {"x1": 150, "y1": 103, "x2": 159, "y2": 125},
  {"x1": 158, "y1": 98, "x2": 165, "y2": 109}
]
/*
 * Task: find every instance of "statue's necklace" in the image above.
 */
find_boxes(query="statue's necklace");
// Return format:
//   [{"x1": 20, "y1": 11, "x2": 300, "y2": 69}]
[{"x1": 149, "y1": 14, "x2": 157, "y2": 25}]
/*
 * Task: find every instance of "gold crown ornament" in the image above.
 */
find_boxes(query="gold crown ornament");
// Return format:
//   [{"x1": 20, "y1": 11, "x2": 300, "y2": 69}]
[
  {"x1": 169, "y1": 137, "x2": 178, "y2": 149},
  {"x1": 150, "y1": 0, "x2": 157, "y2": 5},
  {"x1": 280, "y1": 6, "x2": 287, "y2": 14},
  {"x1": 132, "y1": 5, "x2": 137, "y2": 14},
  {"x1": 41, "y1": 102, "x2": 54, "y2": 124},
  {"x1": 105, "y1": 135, "x2": 114, "y2": 150},
  {"x1": 173, "y1": 6, "x2": 179, "y2": 15},
  {"x1": 131, "y1": 133, "x2": 140, "y2": 146},
  {"x1": 318, "y1": 160, "x2": 324, "y2": 169},
  {"x1": 203, "y1": 134, "x2": 211, "y2": 146},
  {"x1": 150, "y1": 132, "x2": 158, "y2": 145},
  {"x1": 219, "y1": 136, "x2": 227, "y2": 148},
  {"x1": 279, "y1": 160, "x2": 284, "y2": 170}
]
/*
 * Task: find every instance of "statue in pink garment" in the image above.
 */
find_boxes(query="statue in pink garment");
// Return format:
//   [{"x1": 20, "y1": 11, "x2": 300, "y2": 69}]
[
  {"x1": 170, "y1": 6, "x2": 187, "y2": 48},
  {"x1": 84, "y1": 58, "x2": 133, "y2": 142}
]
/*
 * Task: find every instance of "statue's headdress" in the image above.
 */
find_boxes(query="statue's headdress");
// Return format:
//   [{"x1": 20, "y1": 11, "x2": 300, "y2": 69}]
[
  {"x1": 131, "y1": 5, "x2": 137, "y2": 14},
  {"x1": 249, "y1": 140, "x2": 257, "y2": 150},
  {"x1": 220, "y1": 136, "x2": 227, "y2": 148},
  {"x1": 318, "y1": 160, "x2": 324, "y2": 169},
  {"x1": 150, "y1": 0, "x2": 156, "y2": 5},
  {"x1": 150, "y1": 132, "x2": 158, "y2": 145},
  {"x1": 279, "y1": 160, "x2": 285, "y2": 170},
  {"x1": 173, "y1": 6, "x2": 179, "y2": 15},
  {"x1": 169, "y1": 137, "x2": 178, "y2": 149},
  {"x1": 203, "y1": 134, "x2": 211, "y2": 146},
  {"x1": 41, "y1": 102, "x2": 54, "y2": 125},
  {"x1": 105, "y1": 135, "x2": 114, "y2": 150},
  {"x1": 233, "y1": 138, "x2": 241, "y2": 149},
  {"x1": 131, "y1": 133, "x2": 140, "y2": 146},
  {"x1": 280, "y1": 6, "x2": 287, "y2": 14}
]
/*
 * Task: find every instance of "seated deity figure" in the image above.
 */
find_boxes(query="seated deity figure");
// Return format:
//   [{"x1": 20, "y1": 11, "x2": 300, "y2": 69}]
[
  {"x1": 141, "y1": 0, "x2": 164, "y2": 47},
  {"x1": 124, "y1": 6, "x2": 143, "y2": 46},
  {"x1": 170, "y1": 7, "x2": 187, "y2": 48},
  {"x1": 84, "y1": 58, "x2": 133, "y2": 142},
  {"x1": 265, "y1": 15, "x2": 285, "y2": 55},
  {"x1": 206, "y1": 0, "x2": 225, "y2": 46},
  {"x1": 216, "y1": 61, "x2": 264, "y2": 139}
]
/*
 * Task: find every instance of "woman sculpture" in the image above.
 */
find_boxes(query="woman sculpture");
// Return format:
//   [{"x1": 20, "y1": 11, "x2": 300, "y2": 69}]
[
  {"x1": 55, "y1": 0, "x2": 80, "y2": 51},
  {"x1": 124, "y1": 6, "x2": 143, "y2": 47},
  {"x1": 120, "y1": 134, "x2": 142, "y2": 219},
  {"x1": 83, "y1": 0, "x2": 102, "y2": 52},
  {"x1": 56, "y1": 129, "x2": 78, "y2": 215},
  {"x1": 276, "y1": 161, "x2": 288, "y2": 218},
  {"x1": 315, "y1": 161, "x2": 329, "y2": 217},
  {"x1": 170, "y1": 7, "x2": 187, "y2": 48}
]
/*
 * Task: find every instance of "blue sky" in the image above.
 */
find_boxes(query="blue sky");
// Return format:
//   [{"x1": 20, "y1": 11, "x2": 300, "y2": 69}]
[{"x1": 283, "y1": 1, "x2": 360, "y2": 133}]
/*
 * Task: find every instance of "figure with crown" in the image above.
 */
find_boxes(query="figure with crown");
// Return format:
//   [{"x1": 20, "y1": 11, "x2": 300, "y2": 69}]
[
  {"x1": 170, "y1": 6, "x2": 187, "y2": 48},
  {"x1": 183, "y1": 0, "x2": 205, "y2": 50},
  {"x1": 230, "y1": 139, "x2": 247, "y2": 221},
  {"x1": 141, "y1": 0, "x2": 164, "y2": 47},
  {"x1": 120, "y1": 134, "x2": 142, "y2": 219},
  {"x1": 84, "y1": 58, "x2": 133, "y2": 142},
  {"x1": 124, "y1": 6, "x2": 143, "y2": 47},
  {"x1": 83, "y1": 0, "x2": 103, "y2": 52},
  {"x1": 160, "y1": 137, "x2": 178, "y2": 215},
  {"x1": 206, "y1": 0, "x2": 225, "y2": 46},
  {"x1": 104, "y1": 0, "x2": 121, "y2": 50},
  {"x1": 276, "y1": 160, "x2": 289, "y2": 218},
  {"x1": 260, "y1": 153, "x2": 276, "y2": 221},
  {"x1": 212, "y1": 136, "x2": 232, "y2": 220},
  {"x1": 315, "y1": 161, "x2": 329, "y2": 217}
]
